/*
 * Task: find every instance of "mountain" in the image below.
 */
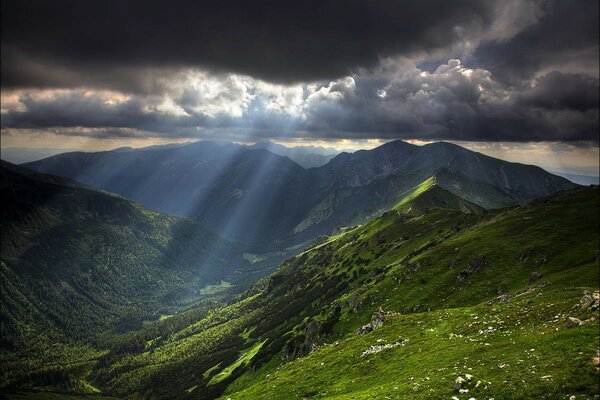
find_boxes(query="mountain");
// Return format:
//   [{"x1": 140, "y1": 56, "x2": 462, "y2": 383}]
[
  {"x1": 0, "y1": 147, "x2": 78, "y2": 164},
  {"x1": 550, "y1": 170, "x2": 600, "y2": 186},
  {"x1": 0, "y1": 161, "x2": 262, "y2": 391},
  {"x1": 44, "y1": 184, "x2": 596, "y2": 400},
  {"x1": 248, "y1": 141, "x2": 337, "y2": 168},
  {"x1": 23, "y1": 140, "x2": 577, "y2": 250}
]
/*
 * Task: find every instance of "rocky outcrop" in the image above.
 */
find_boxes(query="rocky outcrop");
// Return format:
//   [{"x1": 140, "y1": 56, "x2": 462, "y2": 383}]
[
  {"x1": 356, "y1": 308, "x2": 393, "y2": 335},
  {"x1": 456, "y1": 257, "x2": 485, "y2": 282},
  {"x1": 283, "y1": 320, "x2": 322, "y2": 359},
  {"x1": 528, "y1": 271, "x2": 543, "y2": 284},
  {"x1": 572, "y1": 290, "x2": 600, "y2": 312}
]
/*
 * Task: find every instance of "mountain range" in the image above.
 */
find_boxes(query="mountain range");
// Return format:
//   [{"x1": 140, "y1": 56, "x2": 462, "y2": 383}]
[
  {"x1": 23, "y1": 140, "x2": 576, "y2": 251},
  {"x1": 1, "y1": 141, "x2": 597, "y2": 400},
  {"x1": 247, "y1": 141, "x2": 338, "y2": 168}
]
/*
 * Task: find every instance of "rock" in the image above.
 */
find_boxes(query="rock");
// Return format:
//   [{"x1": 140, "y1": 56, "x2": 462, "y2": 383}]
[
  {"x1": 566, "y1": 317, "x2": 583, "y2": 328},
  {"x1": 453, "y1": 376, "x2": 466, "y2": 390},
  {"x1": 283, "y1": 319, "x2": 322, "y2": 359},
  {"x1": 574, "y1": 290, "x2": 599, "y2": 312},
  {"x1": 498, "y1": 294, "x2": 512, "y2": 302},
  {"x1": 361, "y1": 339, "x2": 406, "y2": 356},
  {"x1": 519, "y1": 249, "x2": 532, "y2": 261},
  {"x1": 355, "y1": 308, "x2": 387, "y2": 335},
  {"x1": 456, "y1": 257, "x2": 485, "y2": 282},
  {"x1": 356, "y1": 324, "x2": 373, "y2": 335},
  {"x1": 528, "y1": 271, "x2": 543, "y2": 284},
  {"x1": 406, "y1": 262, "x2": 421, "y2": 273},
  {"x1": 579, "y1": 293, "x2": 595, "y2": 311},
  {"x1": 371, "y1": 308, "x2": 386, "y2": 329}
]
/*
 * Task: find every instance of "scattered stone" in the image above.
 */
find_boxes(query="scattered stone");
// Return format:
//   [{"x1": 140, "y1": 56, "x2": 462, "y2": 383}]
[
  {"x1": 361, "y1": 339, "x2": 407, "y2": 356},
  {"x1": 573, "y1": 290, "x2": 599, "y2": 312},
  {"x1": 454, "y1": 376, "x2": 466, "y2": 390},
  {"x1": 528, "y1": 271, "x2": 543, "y2": 284},
  {"x1": 566, "y1": 317, "x2": 583, "y2": 328},
  {"x1": 498, "y1": 294, "x2": 512, "y2": 302}
]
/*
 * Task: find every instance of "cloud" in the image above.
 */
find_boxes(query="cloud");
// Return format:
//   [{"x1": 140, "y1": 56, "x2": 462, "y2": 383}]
[
  {"x1": 2, "y1": 61, "x2": 597, "y2": 143},
  {"x1": 470, "y1": 0, "x2": 599, "y2": 82},
  {"x1": 517, "y1": 71, "x2": 599, "y2": 111},
  {"x1": 1, "y1": 0, "x2": 597, "y2": 144},
  {"x1": 1, "y1": 0, "x2": 530, "y2": 91}
]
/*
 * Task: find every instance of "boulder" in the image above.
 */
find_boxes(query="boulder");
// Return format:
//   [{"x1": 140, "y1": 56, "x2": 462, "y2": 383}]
[
  {"x1": 528, "y1": 271, "x2": 543, "y2": 284},
  {"x1": 355, "y1": 308, "x2": 388, "y2": 335},
  {"x1": 566, "y1": 317, "x2": 583, "y2": 328},
  {"x1": 456, "y1": 257, "x2": 485, "y2": 282},
  {"x1": 519, "y1": 249, "x2": 532, "y2": 261}
]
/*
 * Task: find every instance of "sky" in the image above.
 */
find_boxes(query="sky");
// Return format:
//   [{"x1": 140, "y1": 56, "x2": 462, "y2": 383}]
[{"x1": 1, "y1": 0, "x2": 598, "y2": 174}]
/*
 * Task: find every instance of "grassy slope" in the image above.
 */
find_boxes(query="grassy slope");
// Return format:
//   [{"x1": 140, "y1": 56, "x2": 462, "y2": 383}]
[
  {"x1": 221, "y1": 187, "x2": 599, "y2": 400},
  {"x1": 90, "y1": 186, "x2": 598, "y2": 400}
]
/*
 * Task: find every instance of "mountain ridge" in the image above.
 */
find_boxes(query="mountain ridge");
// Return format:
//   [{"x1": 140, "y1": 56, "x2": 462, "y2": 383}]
[{"x1": 22, "y1": 140, "x2": 577, "y2": 250}]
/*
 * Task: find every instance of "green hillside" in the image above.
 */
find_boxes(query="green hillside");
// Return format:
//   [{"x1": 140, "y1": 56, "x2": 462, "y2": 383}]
[
  {"x1": 84, "y1": 185, "x2": 598, "y2": 399},
  {"x1": 0, "y1": 161, "x2": 250, "y2": 393}
]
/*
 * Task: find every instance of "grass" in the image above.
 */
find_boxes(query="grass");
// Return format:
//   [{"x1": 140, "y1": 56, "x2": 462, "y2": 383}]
[
  {"x1": 208, "y1": 340, "x2": 267, "y2": 386},
  {"x1": 200, "y1": 281, "x2": 234, "y2": 295},
  {"x1": 221, "y1": 275, "x2": 598, "y2": 399},
  {"x1": 6, "y1": 185, "x2": 597, "y2": 400}
]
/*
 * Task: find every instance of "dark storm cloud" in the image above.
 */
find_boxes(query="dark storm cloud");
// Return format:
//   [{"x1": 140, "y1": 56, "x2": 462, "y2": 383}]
[
  {"x1": 517, "y1": 72, "x2": 600, "y2": 112},
  {"x1": 470, "y1": 0, "x2": 599, "y2": 83},
  {"x1": 1, "y1": 0, "x2": 598, "y2": 144},
  {"x1": 1, "y1": 0, "x2": 494, "y2": 90},
  {"x1": 3, "y1": 64, "x2": 597, "y2": 143}
]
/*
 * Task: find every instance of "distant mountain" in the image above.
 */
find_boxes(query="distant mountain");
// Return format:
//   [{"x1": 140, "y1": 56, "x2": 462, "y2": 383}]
[
  {"x1": 248, "y1": 141, "x2": 337, "y2": 168},
  {"x1": 550, "y1": 170, "x2": 599, "y2": 186},
  {"x1": 0, "y1": 147, "x2": 77, "y2": 164},
  {"x1": 24, "y1": 140, "x2": 577, "y2": 250}
]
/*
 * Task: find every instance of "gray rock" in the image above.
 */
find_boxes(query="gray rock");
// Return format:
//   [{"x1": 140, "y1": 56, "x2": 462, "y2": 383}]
[
  {"x1": 498, "y1": 294, "x2": 512, "y2": 302},
  {"x1": 355, "y1": 308, "x2": 388, "y2": 335},
  {"x1": 456, "y1": 257, "x2": 485, "y2": 282},
  {"x1": 528, "y1": 271, "x2": 543, "y2": 284},
  {"x1": 566, "y1": 317, "x2": 583, "y2": 328},
  {"x1": 519, "y1": 249, "x2": 532, "y2": 262}
]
